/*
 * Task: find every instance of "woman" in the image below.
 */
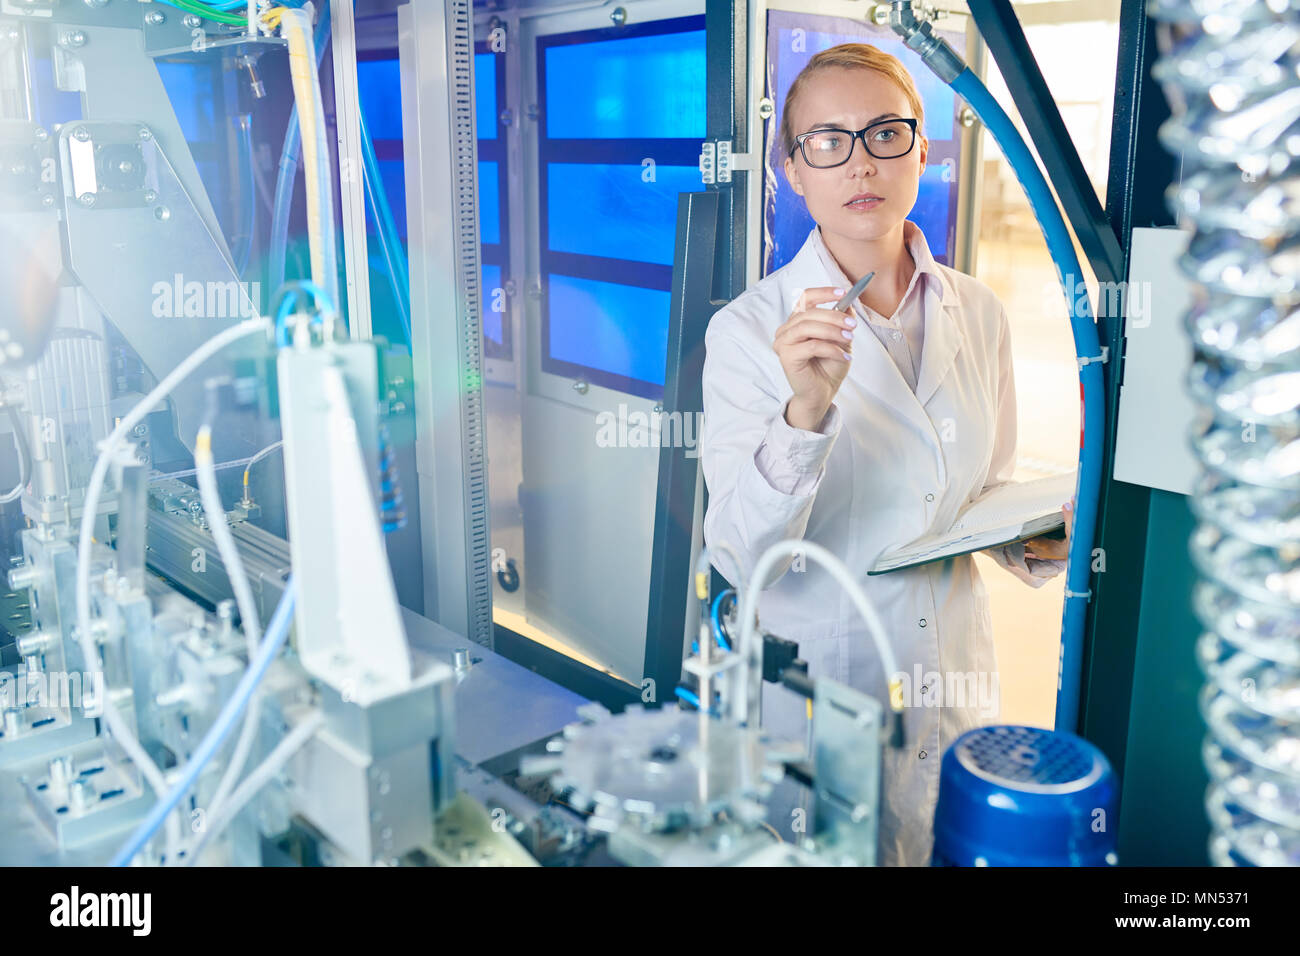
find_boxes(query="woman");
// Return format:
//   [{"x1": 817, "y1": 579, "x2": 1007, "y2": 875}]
[{"x1": 700, "y1": 44, "x2": 1074, "y2": 866}]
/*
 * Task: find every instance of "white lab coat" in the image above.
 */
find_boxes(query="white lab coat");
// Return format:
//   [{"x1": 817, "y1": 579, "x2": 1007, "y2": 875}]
[{"x1": 700, "y1": 225, "x2": 1060, "y2": 866}]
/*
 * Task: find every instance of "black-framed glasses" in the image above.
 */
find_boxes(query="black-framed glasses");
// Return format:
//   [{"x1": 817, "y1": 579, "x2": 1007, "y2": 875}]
[{"x1": 789, "y1": 117, "x2": 919, "y2": 168}]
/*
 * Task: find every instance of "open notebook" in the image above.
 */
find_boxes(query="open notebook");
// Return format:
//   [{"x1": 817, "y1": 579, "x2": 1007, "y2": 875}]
[{"x1": 868, "y1": 473, "x2": 1075, "y2": 575}]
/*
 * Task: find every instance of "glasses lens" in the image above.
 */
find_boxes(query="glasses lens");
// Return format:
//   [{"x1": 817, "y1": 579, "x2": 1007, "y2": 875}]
[
  {"x1": 864, "y1": 120, "x2": 914, "y2": 159},
  {"x1": 802, "y1": 130, "x2": 854, "y2": 168}
]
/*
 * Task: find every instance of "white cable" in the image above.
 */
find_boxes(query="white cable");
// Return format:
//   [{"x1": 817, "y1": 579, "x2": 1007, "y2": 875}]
[
  {"x1": 74, "y1": 316, "x2": 269, "y2": 863},
  {"x1": 183, "y1": 710, "x2": 325, "y2": 866},
  {"x1": 735, "y1": 539, "x2": 902, "y2": 728},
  {"x1": 194, "y1": 425, "x2": 264, "y2": 825}
]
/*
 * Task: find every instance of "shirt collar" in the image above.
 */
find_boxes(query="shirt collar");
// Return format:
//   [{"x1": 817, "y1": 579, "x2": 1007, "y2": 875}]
[{"x1": 810, "y1": 220, "x2": 945, "y2": 315}]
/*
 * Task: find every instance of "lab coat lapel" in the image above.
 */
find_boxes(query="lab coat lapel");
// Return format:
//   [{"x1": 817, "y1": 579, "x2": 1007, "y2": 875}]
[{"x1": 915, "y1": 269, "x2": 964, "y2": 409}]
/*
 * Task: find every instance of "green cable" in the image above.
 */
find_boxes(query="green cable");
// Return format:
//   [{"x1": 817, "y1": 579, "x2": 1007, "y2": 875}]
[{"x1": 160, "y1": 0, "x2": 250, "y2": 27}]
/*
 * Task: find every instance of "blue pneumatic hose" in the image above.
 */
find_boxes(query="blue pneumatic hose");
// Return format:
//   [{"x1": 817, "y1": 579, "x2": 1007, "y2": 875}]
[
  {"x1": 110, "y1": 578, "x2": 299, "y2": 866},
  {"x1": 948, "y1": 67, "x2": 1105, "y2": 732}
]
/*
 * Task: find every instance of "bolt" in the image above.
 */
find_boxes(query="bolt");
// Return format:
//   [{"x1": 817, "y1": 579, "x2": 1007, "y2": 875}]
[
  {"x1": 145, "y1": 10, "x2": 164, "y2": 25},
  {"x1": 758, "y1": 97, "x2": 775, "y2": 121},
  {"x1": 143, "y1": 189, "x2": 157, "y2": 203},
  {"x1": 871, "y1": 4, "x2": 890, "y2": 26},
  {"x1": 453, "y1": 648, "x2": 470, "y2": 672},
  {"x1": 183, "y1": 14, "x2": 201, "y2": 27},
  {"x1": 78, "y1": 192, "x2": 94, "y2": 207},
  {"x1": 138, "y1": 126, "x2": 152, "y2": 141},
  {"x1": 7, "y1": 565, "x2": 34, "y2": 591},
  {"x1": 132, "y1": 423, "x2": 148, "y2": 438},
  {"x1": 41, "y1": 194, "x2": 53, "y2": 207},
  {"x1": 60, "y1": 31, "x2": 86, "y2": 49},
  {"x1": 959, "y1": 106, "x2": 977, "y2": 129},
  {"x1": 72, "y1": 126, "x2": 91, "y2": 142},
  {"x1": 610, "y1": 6, "x2": 626, "y2": 26}
]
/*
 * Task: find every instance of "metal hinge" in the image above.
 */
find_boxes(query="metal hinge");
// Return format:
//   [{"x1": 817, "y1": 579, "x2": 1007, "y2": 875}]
[{"x1": 699, "y1": 141, "x2": 756, "y2": 185}]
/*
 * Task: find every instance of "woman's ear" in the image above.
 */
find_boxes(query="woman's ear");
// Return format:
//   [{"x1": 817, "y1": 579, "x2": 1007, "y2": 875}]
[
  {"x1": 918, "y1": 134, "x2": 929, "y2": 172},
  {"x1": 783, "y1": 154, "x2": 804, "y2": 196}
]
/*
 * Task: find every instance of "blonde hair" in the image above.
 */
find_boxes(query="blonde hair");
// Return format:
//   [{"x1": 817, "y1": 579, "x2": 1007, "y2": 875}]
[{"x1": 780, "y1": 44, "x2": 925, "y2": 158}]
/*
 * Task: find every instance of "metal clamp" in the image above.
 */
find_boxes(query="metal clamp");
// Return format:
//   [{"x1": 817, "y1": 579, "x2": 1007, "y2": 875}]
[
  {"x1": 1063, "y1": 588, "x2": 1093, "y2": 601},
  {"x1": 1077, "y1": 346, "x2": 1109, "y2": 368}
]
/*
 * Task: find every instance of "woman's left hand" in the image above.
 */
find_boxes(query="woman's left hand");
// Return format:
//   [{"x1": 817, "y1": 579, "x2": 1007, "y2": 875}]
[{"x1": 1024, "y1": 497, "x2": 1074, "y2": 561}]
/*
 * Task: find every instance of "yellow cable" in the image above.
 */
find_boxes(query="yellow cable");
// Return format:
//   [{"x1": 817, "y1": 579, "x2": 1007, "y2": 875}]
[{"x1": 276, "y1": 9, "x2": 327, "y2": 291}]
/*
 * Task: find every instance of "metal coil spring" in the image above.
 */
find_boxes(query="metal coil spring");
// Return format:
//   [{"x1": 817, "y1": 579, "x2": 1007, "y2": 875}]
[{"x1": 1150, "y1": 0, "x2": 1300, "y2": 865}]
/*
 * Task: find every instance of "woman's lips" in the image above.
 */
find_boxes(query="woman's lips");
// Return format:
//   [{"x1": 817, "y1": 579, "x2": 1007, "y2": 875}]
[{"x1": 844, "y1": 196, "x2": 884, "y2": 210}]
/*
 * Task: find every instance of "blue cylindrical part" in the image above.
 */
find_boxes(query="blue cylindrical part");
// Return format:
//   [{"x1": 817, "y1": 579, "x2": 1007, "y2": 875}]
[{"x1": 932, "y1": 725, "x2": 1118, "y2": 867}]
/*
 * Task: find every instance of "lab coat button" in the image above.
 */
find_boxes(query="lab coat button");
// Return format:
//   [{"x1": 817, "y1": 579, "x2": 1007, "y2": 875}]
[
  {"x1": 925, "y1": 493, "x2": 935, "y2": 502},
  {"x1": 919, "y1": 618, "x2": 927, "y2": 628},
  {"x1": 919, "y1": 750, "x2": 928, "y2": 760}
]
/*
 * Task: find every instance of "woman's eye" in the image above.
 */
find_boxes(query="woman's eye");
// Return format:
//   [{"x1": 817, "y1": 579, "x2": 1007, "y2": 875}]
[{"x1": 872, "y1": 129, "x2": 897, "y2": 142}]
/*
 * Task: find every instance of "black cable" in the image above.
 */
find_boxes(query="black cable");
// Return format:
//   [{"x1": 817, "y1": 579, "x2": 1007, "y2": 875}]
[{"x1": 1, "y1": 404, "x2": 30, "y2": 504}]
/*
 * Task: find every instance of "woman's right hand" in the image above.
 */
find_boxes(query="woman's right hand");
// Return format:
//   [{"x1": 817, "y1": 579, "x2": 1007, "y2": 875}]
[{"x1": 773, "y1": 286, "x2": 856, "y2": 431}]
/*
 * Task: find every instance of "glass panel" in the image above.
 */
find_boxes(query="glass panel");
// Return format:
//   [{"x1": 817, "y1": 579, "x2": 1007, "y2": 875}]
[
  {"x1": 547, "y1": 274, "x2": 670, "y2": 387},
  {"x1": 547, "y1": 163, "x2": 700, "y2": 265},
  {"x1": 544, "y1": 29, "x2": 706, "y2": 139}
]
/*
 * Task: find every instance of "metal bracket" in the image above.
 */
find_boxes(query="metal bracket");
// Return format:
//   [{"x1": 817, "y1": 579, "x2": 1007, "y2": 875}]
[{"x1": 699, "y1": 141, "x2": 755, "y2": 185}]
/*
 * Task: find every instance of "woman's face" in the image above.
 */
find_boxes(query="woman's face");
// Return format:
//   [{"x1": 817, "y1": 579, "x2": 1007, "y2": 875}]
[{"x1": 783, "y1": 66, "x2": 928, "y2": 244}]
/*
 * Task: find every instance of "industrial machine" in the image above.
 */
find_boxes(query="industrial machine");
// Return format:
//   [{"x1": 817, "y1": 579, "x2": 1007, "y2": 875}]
[{"x1": 0, "y1": 0, "x2": 1290, "y2": 870}]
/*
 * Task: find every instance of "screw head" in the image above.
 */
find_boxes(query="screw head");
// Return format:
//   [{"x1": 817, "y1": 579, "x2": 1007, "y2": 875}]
[
  {"x1": 610, "y1": 6, "x2": 626, "y2": 26},
  {"x1": 145, "y1": 10, "x2": 164, "y2": 25},
  {"x1": 183, "y1": 13, "x2": 201, "y2": 27},
  {"x1": 77, "y1": 192, "x2": 95, "y2": 207},
  {"x1": 138, "y1": 126, "x2": 152, "y2": 141},
  {"x1": 60, "y1": 31, "x2": 86, "y2": 49},
  {"x1": 758, "y1": 97, "x2": 775, "y2": 121},
  {"x1": 41, "y1": 193, "x2": 54, "y2": 207},
  {"x1": 143, "y1": 189, "x2": 157, "y2": 203},
  {"x1": 72, "y1": 126, "x2": 91, "y2": 142}
]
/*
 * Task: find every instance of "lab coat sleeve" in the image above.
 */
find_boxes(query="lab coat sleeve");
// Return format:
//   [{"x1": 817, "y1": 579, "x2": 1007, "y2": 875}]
[
  {"x1": 701, "y1": 325, "x2": 841, "y2": 589},
  {"x1": 979, "y1": 306, "x2": 1067, "y2": 588}
]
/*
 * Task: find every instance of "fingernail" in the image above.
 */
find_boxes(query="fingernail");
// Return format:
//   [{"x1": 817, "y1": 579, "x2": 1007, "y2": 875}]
[
  {"x1": 833, "y1": 287, "x2": 845, "y2": 296},
  {"x1": 842, "y1": 329, "x2": 853, "y2": 339},
  {"x1": 842, "y1": 350, "x2": 852, "y2": 361},
  {"x1": 844, "y1": 316, "x2": 857, "y2": 328}
]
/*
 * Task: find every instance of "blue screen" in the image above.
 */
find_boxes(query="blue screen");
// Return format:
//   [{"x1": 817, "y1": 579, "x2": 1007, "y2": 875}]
[
  {"x1": 548, "y1": 275, "x2": 670, "y2": 387},
  {"x1": 377, "y1": 158, "x2": 408, "y2": 240},
  {"x1": 913, "y1": 164, "x2": 952, "y2": 258},
  {"x1": 476, "y1": 53, "x2": 498, "y2": 139},
  {"x1": 357, "y1": 59, "x2": 404, "y2": 141},
  {"x1": 479, "y1": 161, "x2": 500, "y2": 244},
  {"x1": 545, "y1": 30, "x2": 706, "y2": 139},
  {"x1": 548, "y1": 163, "x2": 700, "y2": 265}
]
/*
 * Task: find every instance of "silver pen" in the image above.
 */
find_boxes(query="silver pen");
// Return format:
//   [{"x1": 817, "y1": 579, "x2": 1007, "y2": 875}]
[{"x1": 835, "y1": 270, "x2": 876, "y2": 312}]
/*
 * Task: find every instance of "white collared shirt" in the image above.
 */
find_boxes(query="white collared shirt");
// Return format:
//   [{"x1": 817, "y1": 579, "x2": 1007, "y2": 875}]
[{"x1": 810, "y1": 220, "x2": 936, "y2": 393}]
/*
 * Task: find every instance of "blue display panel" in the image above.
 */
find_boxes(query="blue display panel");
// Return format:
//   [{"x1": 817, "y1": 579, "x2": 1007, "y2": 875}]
[
  {"x1": 357, "y1": 58, "x2": 404, "y2": 141},
  {"x1": 479, "y1": 160, "x2": 500, "y2": 245},
  {"x1": 538, "y1": 16, "x2": 705, "y2": 399},
  {"x1": 544, "y1": 30, "x2": 706, "y2": 140},
  {"x1": 547, "y1": 275, "x2": 671, "y2": 387},
  {"x1": 548, "y1": 163, "x2": 702, "y2": 265},
  {"x1": 763, "y1": 11, "x2": 967, "y2": 274},
  {"x1": 476, "y1": 52, "x2": 498, "y2": 140}
]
